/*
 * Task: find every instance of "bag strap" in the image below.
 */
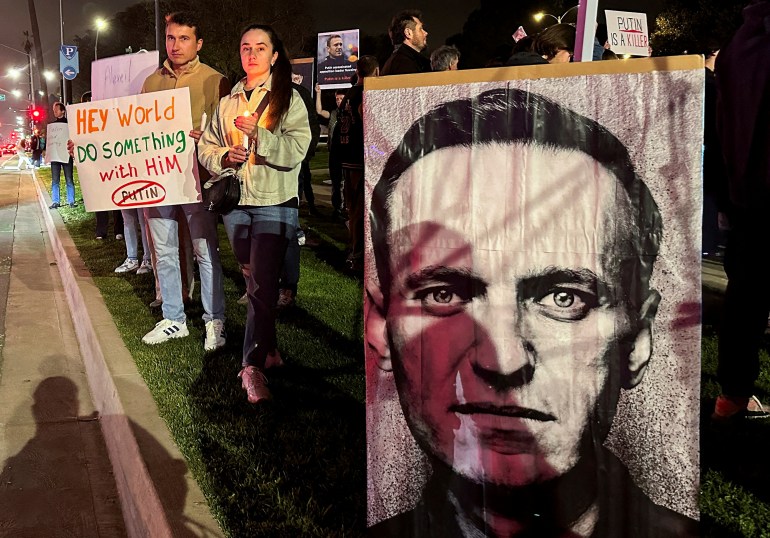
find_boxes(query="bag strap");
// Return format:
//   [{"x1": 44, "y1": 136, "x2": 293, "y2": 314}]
[{"x1": 252, "y1": 91, "x2": 271, "y2": 121}]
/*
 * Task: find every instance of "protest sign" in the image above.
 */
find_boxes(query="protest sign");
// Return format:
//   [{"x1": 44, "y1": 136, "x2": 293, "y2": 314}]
[
  {"x1": 606, "y1": 10, "x2": 650, "y2": 56},
  {"x1": 46, "y1": 123, "x2": 70, "y2": 164},
  {"x1": 92, "y1": 51, "x2": 160, "y2": 100},
  {"x1": 68, "y1": 87, "x2": 198, "y2": 212},
  {"x1": 317, "y1": 29, "x2": 359, "y2": 89},
  {"x1": 291, "y1": 57, "x2": 315, "y2": 95},
  {"x1": 364, "y1": 56, "x2": 703, "y2": 535}
]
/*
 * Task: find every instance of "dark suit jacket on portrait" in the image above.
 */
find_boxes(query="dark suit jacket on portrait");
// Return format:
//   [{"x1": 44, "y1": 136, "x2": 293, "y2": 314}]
[{"x1": 368, "y1": 450, "x2": 699, "y2": 538}]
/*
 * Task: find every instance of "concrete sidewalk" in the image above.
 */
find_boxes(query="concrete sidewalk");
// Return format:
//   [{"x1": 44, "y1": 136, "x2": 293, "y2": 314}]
[
  {"x1": 0, "y1": 163, "x2": 222, "y2": 537},
  {"x1": 0, "y1": 167, "x2": 126, "y2": 535}
]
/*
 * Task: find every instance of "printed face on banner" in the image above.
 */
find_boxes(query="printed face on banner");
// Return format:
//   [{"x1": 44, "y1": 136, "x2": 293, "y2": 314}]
[
  {"x1": 366, "y1": 75, "x2": 703, "y2": 536},
  {"x1": 382, "y1": 142, "x2": 647, "y2": 486},
  {"x1": 68, "y1": 87, "x2": 198, "y2": 211}
]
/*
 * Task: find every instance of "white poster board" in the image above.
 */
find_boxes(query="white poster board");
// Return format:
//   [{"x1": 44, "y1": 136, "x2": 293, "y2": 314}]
[
  {"x1": 91, "y1": 51, "x2": 160, "y2": 100},
  {"x1": 46, "y1": 123, "x2": 70, "y2": 163},
  {"x1": 605, "y1": 10, "x2": 650, "y2": 56},
  {"x1": 68, "y1": 88, "x2": 199, "y2": 212}
]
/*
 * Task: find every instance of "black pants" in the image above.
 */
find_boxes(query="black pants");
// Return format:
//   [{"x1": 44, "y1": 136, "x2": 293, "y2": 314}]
[
  {"x1": 298, "y1": 160, "x2": 315, "y2": 207},
  {"x1": 717, "y1": 210, "x2": 770, "y2": 397},
  {"x1": 343, "y1": 166, "x2": 364, "y2": 261},
  {"x1": 329, "y1": 149, "x2": 343, "y2": 212},
  {"x1": 95, "y1": 210, "x2": 125, "y2": 238}
]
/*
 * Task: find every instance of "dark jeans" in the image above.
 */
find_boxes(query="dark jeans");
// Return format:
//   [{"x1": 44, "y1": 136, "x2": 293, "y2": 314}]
[
  {"x1": 223, "y1": 206, "x2": 296, "y2": 368},
  {"x1": 343, "y1": 166, "x2": 364, "y2": 261},
  {"x1": 95, "y1": 210, "x2": 125, "y2": 238},
  {"x1": 717, "y1": 210, "x2": 770, "y2": 397},
  {"x1": 50, "y1": 159, "x2": 75, "y2": 205},
  {"x1": 298, "y1": 160, "x2": 315, "y2": 207}
]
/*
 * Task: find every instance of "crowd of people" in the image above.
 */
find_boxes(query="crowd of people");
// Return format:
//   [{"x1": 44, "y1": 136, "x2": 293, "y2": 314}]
[{"x1": 42, "y1": 2, "x2": 769, "y2": 422}]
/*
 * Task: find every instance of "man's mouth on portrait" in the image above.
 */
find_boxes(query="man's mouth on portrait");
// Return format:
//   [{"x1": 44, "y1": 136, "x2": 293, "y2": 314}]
[{"x1": 450, "y1": 403, "x2": 557, "y2": 454}]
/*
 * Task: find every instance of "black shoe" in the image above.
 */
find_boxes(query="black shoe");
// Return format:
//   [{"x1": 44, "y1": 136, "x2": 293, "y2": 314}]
[
  {"x1": 68, "y1": 202, "x2": 77, "y2": 208},
  {"x1": 309, "y1": 204, "x2": 321, "y2": 217},
  {"x1": 49, "y1": 202, "x2": 60, "y2": 209}
]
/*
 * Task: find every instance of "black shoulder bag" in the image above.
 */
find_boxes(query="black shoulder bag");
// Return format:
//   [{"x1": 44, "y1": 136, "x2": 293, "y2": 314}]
[{"x1": 202, "y1": 92, "x2": 270, "y2": 214}]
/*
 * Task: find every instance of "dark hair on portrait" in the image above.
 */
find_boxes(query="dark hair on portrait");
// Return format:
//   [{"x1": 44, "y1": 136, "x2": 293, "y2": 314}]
[
  {"x1": 533, "y1": 24, "x2": 576, "y2": 60},
  {"x1": 389, "y1": 9, "x2": 423, "y2": 46},
  {"x1": 370, "y1": 88, "x2": 663, "y2": 315},
  {"x1": 357, "y1": 55, "x2": 380, "y2": 78},
  {"x1": 240, "y1": 24, "x2": 292, "y2": 132},
  {"x1": 165, "y1": 11, "x2": 202, "y2": 41},
  {"x1": 326, "y1": 34, "x2": 342, "y2": 47},
  {"x1": 430, "y1": 45, "x2": 461, "y2": 72}
]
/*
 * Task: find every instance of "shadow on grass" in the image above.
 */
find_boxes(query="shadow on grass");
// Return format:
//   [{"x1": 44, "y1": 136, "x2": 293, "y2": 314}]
[{"x1": 189, "y1": 354, "x2": 366, "y2": 537}]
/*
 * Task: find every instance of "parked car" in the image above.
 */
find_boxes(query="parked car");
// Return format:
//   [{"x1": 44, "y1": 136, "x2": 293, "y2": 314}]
[{"x1": 2, "y1": 144, "x2": 16, "y2": 155}]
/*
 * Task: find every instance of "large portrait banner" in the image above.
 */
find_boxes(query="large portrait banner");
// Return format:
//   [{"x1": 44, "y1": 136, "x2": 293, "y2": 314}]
[
  {"x1": 364, "y1": 58, "x2": 703, "y2": 537},
  {"x1": 68, "y1": 87, "x2": 198, "y2": 212}
]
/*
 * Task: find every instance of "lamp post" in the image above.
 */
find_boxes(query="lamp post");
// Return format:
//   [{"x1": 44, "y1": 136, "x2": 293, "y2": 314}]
[
  {"x1": 94, "y1": 18, "x2": 107, "y2": 61},
  {"x1": 534, "y1": 4, "x2": 580, "y2": 24}
]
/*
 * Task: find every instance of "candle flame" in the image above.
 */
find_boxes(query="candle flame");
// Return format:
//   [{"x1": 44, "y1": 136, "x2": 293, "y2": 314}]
[{"x1": 243, "y1": 110, "x2": 251, "y2": 117}]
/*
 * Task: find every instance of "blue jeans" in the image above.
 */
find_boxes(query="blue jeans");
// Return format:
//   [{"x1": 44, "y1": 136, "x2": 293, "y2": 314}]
[
  {"x1": 51, "y1": 159, "x2": 74, "y2": 204},
  {"x1": 146, "y1": 203, "x2": 224, "y2": 324},
  {"x1": 121, "y1": 208, "x2": 151, "y2": 261},
  {"x1": 223, "y1": 205, "x2": 297, "y2": 368}
]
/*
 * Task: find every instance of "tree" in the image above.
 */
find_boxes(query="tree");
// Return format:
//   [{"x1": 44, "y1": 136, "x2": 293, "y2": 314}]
[{"x1": 650, "y1": 0, "x2": 744, "y2": 56}]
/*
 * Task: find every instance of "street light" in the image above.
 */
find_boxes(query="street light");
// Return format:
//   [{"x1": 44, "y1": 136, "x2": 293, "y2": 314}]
[
  {"x1": 94, "y1": 18, "x2": 108, "y2": 60},
  {"x1": 43, "y1": 70, "x2": 56, "y2": 82},
  {"x1": 534, "y1": 4, "x2": 580, "y2": 24}
]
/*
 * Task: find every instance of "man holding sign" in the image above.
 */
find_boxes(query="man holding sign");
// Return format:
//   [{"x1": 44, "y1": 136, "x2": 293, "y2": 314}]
[{"x1": 139, "y1": 11, "x2": 231, "y2": 349}]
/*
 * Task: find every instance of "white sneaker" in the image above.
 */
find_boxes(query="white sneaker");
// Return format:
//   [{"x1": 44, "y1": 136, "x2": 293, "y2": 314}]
[
  {"x1": 136, "y1": 259, "x2": 153, "y2": 275},
  {"x1": 115, "y1": 233, "x2": 124, "y2": 240},
  {"x1": 114, "y1": 258, "x2": 140, "y2": 273},
  {"x1": 142, "y1": 319, "x2": 189, "y2": 345},
  {"x1": 204, "y1": 319, "x2": 226, "y2": 351}
]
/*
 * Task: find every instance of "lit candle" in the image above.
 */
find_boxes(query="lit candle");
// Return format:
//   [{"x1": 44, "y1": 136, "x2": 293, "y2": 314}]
[{"x1": 241, "y1": 110, "x2": 251, "y2": 148}]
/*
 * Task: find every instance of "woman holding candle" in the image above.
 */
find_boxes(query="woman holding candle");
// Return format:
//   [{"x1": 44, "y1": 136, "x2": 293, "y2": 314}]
[{"x1": 198, "y1": 24, "x2": 311, "y2": 404}]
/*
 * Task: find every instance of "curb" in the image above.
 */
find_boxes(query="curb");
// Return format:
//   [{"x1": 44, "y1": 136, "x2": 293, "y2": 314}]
[{"x1": 30, "y1": 171, "x2": 221, "y2": 538}]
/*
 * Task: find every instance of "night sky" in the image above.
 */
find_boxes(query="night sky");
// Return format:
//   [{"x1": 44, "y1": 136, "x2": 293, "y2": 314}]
[{"x1": 1, "y1": 0, "x2": 667, "y2": 137}]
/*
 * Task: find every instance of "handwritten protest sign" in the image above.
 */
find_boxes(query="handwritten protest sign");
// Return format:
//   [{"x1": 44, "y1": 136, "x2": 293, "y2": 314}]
[
  {"x1": 46, "y1": 123, "x2": 70, "y2": 163},
  {"x1": 605, "y1": 10, "x2": 650, "y2": 57},
  {"x1": 92, "y1": 51, "x2": 160, "y2": 100},
  {"x1": 68, "y1": 88, "x2": 199, "y2": 212}
]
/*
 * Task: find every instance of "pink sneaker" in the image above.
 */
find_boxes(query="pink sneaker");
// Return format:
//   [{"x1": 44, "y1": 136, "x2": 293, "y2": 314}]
[{"x1": 238, "y1": 366, "x2": 272, "y2": 404}]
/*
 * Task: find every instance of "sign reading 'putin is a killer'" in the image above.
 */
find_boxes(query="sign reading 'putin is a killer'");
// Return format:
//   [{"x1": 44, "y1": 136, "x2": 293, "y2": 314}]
[
  {"x1": 605, "y1": 10, "x2": 650, "y2": 57},
  {"x1": 68, "y1": 87, "x2": 200, "y2": 212}
]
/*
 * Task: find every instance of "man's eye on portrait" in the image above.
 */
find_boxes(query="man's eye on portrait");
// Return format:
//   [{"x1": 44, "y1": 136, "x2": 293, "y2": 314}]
[
  {"x1": 533, "y1": 287, "x2": 600, "y2": 321},
  {"x1": 414, "y1": 285, "x2": 472, "y2": 316}
]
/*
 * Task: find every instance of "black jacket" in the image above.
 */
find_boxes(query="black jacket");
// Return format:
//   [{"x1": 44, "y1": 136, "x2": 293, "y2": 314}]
[
  {"x1": 381, "y1": 44, "x2": 431, "y2": 76},
  {"x1": 716, "y1": 0, "x2": 770, "y2": 209}
]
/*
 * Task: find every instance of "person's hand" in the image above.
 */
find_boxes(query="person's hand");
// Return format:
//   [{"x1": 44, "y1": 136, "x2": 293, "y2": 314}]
[
  {"x1": 189, "y1": 129, "x2": 203, "y2": 142},
  {"x1": 66, "y1": 139, "x2": 74, "y2": 157},
  {"x1": 222, "y1": 145, "x2": 249, "y2": 168},
  {"x1": 234, "y1": 115, "x2": 258, "y2": 140},
  {"x1": 315, "y1": 83, "x2": 321, "y2": 94}
]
